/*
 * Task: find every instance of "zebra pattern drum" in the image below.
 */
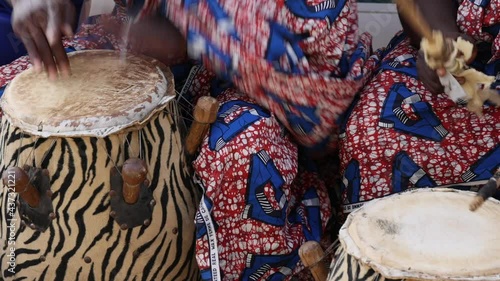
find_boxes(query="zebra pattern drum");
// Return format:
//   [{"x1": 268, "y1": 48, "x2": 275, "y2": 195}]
[
  {"x1": 328, "y1": 188, "x2": 500, "y2": 281},
  {"x1": 0, "y1": 50, "x2": 200, "y2": 280}
]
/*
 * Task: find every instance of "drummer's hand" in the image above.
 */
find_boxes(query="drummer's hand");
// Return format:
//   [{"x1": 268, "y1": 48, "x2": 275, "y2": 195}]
[
  {"x1": 101, "y1": 16, "x2": 187, "y2": 65},
  {"x1": 416, "y1": 33, "x2": 476, "y2": 94},
  {"x1": 128, "y1": 17, "x2": 188, "y2": 66},
  {"x1": 417, "y1": 51, "x2": 445, "y2": 94},
  {"x1": 11, "y1": 0, "x2": 75, "y2": 80}
]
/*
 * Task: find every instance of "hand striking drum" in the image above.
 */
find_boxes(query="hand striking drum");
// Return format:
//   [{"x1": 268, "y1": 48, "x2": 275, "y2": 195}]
[{"x1": 0, "y1": 50, "x2": 201, "y2": 280}]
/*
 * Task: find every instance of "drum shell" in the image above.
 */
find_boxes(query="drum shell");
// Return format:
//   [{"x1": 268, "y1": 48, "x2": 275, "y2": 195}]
[
  {"x1": 328, "y1": 243, "x2": 401, "y2": 281},
  {"x1": 0, "y1": 102, "x2": 200, "y2": 280}
]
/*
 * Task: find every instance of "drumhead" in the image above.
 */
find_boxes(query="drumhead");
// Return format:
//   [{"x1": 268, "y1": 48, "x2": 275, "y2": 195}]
[
  {"x1": 1, "y1": 50, "x2": 174, "y2": 137},
  {"x1": 339, "y1": 188, "x2": 500, "y2": 280}
]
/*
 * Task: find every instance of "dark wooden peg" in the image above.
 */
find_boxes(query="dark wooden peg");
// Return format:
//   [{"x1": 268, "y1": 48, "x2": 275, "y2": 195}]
[
  {"x1": 2, "y1": 167, "x2": 40, "y2": 208},
  {"x1": 121, "y1": 158, "x2": 147, "y2": 205}
]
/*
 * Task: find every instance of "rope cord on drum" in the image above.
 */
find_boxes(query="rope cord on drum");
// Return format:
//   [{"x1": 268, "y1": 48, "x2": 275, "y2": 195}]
[{"x1": 1, "y1": 129, "x2": 59, "y2": 190}]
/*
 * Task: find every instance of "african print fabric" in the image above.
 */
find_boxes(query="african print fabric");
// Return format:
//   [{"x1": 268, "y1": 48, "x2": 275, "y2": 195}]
[
  {"x1": 117, "y1": 0, "x2": 377, "y2": 150},
  {"x1": 116, "y1": 0, "x2": 377, "y2": 280},
  {"x1": 339, "y1": 0, "x2": 500, "y2": 216},
  {"x1": 0, "y1": 0, "x2": 368, "y2": 279}
]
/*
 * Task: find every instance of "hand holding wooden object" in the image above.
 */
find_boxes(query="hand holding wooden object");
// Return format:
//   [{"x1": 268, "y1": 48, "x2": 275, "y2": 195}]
[{"x1": 394, "y1": 0, "x2": 499, "y2": 116}]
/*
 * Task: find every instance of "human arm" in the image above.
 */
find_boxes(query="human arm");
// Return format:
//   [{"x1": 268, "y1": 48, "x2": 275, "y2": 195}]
[
  {"x1": 101, "y1": 14, "x2": 188, "y2": 67},
  {"x1": 397, "y1": 0, "x2": 473, "y2": 93},
  {"x1": 398, "y1": 0, "x2": 460, "y2": 49},
  {"x1": 128, "y1": 16, "x2": 188, "y2": 66}
]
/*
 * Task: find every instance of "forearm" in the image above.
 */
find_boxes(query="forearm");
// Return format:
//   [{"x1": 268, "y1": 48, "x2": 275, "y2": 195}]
[{"x1": 398, "y1": 0, "x2": 460, "y2": 48}]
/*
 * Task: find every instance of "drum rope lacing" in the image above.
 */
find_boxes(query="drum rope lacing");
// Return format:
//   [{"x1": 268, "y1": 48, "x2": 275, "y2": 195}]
[
  {"x1": 16, "y1": 132, "x2": 23, "y2": 166},
  {"x1": 0, "y1": 128, "x2": 59, "y2": 190},
  {"x1": 99, "y1": 140, "x2": 125, "y2": 178}
]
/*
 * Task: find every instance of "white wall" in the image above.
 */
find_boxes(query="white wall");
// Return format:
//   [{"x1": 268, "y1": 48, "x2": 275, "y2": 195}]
[
  {"x1": 89, "y1": 0, "x2": 116, "y2": 16},
  {"x1": 358, "y1": 3, "x2": 402, "y2": 49}
]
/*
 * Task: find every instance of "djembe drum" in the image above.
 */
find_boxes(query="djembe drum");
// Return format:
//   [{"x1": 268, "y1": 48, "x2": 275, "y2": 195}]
[
  {"x1": 0, "y1": 50, "x2": 200, "y2": 280},
  {"x1": 327, "y1": 188, "x2": 500, "y2": 281}
]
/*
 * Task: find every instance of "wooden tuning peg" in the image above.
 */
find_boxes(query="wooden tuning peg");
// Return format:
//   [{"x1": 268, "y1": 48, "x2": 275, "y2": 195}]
[
  {"x1": 121, "y1": 158, "x2": 147, "y2": 204},
  {"x1": 185, "y1": 96, "x2": 219, "y2": 158}
]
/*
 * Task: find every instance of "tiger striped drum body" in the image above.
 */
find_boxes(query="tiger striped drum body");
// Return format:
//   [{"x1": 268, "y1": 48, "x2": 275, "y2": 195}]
[
  {"x1": 328, "y1": 188, "x2": 500, "y2": 281},
  {"x1": 0, "y1": 51, "x2": 200, "y2": 280}
]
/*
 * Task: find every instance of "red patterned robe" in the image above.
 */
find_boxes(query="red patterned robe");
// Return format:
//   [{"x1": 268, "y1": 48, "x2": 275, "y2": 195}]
[
  {"x1": 340, "y1": 0, "x2": 500, "y2": 216},
  {"x1": 0, "y1": 0, "x2": 376, "y2": 280}
]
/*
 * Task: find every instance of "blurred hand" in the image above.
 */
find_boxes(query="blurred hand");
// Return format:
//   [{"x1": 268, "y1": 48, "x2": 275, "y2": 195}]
[
  {"x1": 416, "y1": 33, "x2": 476, "y2": 94},
  {"x1": 11, "y1": 0, "x2": 75, "y2": 80},
  {"x1": 103, "y1": 16, "x2": 188, "y2": 66},
  {"x1": 417, "y1": 50, "x2": 445, "y2": 94},
  {"x1": 128, "y1": 17, "x2": 188, "y2": 66}
]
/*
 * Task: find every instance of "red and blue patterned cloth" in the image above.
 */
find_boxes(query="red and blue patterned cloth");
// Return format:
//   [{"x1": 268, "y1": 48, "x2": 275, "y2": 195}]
[
  {"x1": 0, "y1": 1, "x2": 374, "y2": 279},
  {"x1": 132, "y1": 1, "x2": 376, "y2": 279},
  {"x1": 116, "y1": 0, "x2": 377, "y2": 150},
  {"x1": 340, "y1": 0, "x2": 500, "y2": 216},
  {"x1": 0, "y1": 0, "x2": 498, "y2": 280}
]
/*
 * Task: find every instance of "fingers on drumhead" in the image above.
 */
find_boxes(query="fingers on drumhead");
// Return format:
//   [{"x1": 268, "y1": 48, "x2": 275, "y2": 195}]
[{"x1": 27, "y1": 26, "x2": 59, "y2": 79}]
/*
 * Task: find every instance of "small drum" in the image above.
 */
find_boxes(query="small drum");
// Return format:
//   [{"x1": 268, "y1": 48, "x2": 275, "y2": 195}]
[
  {"x1": 0, "y1": 50, "x2": 199, "y2": 280},
  {"x1": 328, "y1": 188, "x2": 500, "y2": 281}
]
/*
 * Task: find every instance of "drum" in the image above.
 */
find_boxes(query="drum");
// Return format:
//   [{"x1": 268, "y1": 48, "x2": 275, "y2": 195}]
[
  {"x1": 328, "y1": 188, "x2": 500, "y2": 281},
  {"x1": 0, "y1": 50, "x2": 200, "y2": 280}
]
